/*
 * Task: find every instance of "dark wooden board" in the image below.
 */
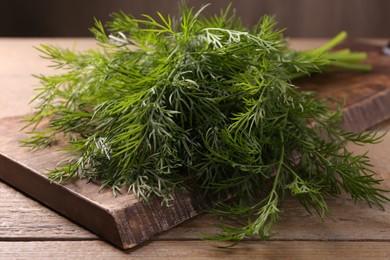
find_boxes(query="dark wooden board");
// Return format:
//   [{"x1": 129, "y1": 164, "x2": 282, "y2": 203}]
[
  {"x1": 0, "y1": 116, "x2": 210, "y2": 249},
  {"x1": 299, "y1": 43, "x2": 390, "y2": 132},
  {"x1": 0, "y1": 43, "x2": 390, "y2": 250}
]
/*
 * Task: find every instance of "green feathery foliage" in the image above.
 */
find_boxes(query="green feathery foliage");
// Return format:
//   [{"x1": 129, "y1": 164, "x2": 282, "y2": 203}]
[{"x1": 23, "y1": 3, "x2": 388, "y2": 242}]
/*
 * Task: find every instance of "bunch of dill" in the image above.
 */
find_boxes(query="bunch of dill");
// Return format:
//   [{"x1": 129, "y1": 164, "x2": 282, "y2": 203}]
[{"x1": 23, "y1": 4, "x2": 388, "y2": 241}]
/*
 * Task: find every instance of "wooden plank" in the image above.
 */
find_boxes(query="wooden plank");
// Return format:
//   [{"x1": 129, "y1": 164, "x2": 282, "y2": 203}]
[
  {"x1": 2, "y1": 178, "x2": 389, "y2": 242},
  {"x1": 0, "y1": 181, "x2": 96, "y2": 240},
  {"x1": 158, "y1": 195, "x2": 390, "y2": 241},
  {"x1": 0, "y1": 241, "x2": 389, "y2": 259}
]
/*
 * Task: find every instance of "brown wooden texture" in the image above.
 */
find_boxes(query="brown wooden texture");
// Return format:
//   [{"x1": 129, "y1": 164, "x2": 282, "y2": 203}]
[
  {"x1": 1, "y1": 171, "x2": 389, "y2": 242},
  {"x1": 299, "y1": 43, "x2": 390, "y2": 132},
  {"x1": 0, "y1": 241, "x2": 390, "y2": 259},
  {"x1": 0, "y1": 181, "x2": 96, "y2": 240},
  {"x1": 0, "y1": 117, "x2": 210, "y2": 249}
]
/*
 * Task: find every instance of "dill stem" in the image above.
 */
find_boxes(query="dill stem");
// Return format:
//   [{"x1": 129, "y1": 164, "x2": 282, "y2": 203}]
[
  {"x1": 328, "y1": 61, "x2": 372, "y2": 72},
  {"x1": 316, "y1": 31, "x2": 347, "y2": 53},
  {"x1": 273, "y1": 131, "x2": 285, "y2": 192}
]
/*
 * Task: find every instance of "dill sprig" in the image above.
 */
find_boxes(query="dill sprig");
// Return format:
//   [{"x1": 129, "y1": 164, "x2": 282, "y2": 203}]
[{"x1": 23, "y1": 3, "x2": 388, "y2": 242}]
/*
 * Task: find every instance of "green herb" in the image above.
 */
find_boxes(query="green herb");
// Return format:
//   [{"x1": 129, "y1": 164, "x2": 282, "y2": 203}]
[{"x1": 23, "y1": 3, "x2": 388, "y2": 242}]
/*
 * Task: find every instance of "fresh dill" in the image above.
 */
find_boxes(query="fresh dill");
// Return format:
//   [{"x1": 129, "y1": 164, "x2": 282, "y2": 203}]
[{"x1": 23, "y1": 3, "x2": 388, "y2": 242}]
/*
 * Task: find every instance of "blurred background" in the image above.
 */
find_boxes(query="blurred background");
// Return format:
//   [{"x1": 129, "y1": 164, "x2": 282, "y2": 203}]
[{"x1": 0, "y1": 0, "x2": 389, "y2": 38}]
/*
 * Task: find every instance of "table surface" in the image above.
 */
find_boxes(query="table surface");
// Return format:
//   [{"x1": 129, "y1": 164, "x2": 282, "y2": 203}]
[{"x1": 0, "y1": 38, "x2": 389, "y2": 259}]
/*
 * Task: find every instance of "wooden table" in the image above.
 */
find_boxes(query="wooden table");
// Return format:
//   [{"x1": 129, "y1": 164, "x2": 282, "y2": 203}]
[{"x1": 1, "y1": 38, "x2": 390, "y2": 259}]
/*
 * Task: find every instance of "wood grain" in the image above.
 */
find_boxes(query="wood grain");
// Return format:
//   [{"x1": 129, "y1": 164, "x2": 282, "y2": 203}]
[
  {"x1": 0, "y1": 181, "x2": 96, "y2": 240},
  {"x1": 158, "y1": 195, "x2": 390, "y2": 241},
  {"x1": 2, "y1": 179, "x2": 389, "y2": 242},
  {"x1": 0, "y1": 241, "x2": 389, "y2": 259}
]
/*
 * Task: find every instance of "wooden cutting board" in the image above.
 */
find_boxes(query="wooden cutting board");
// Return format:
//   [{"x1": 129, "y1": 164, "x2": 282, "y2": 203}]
[
  {"x1": 299, "y1": 42, "x2": 390, "y2": 132},
  {"x1": 0, "y1": 43, "x2": 390, "y2": 250},
  {"x1": 0, "y1": 117, "x2": 213, "y2": 249}
]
